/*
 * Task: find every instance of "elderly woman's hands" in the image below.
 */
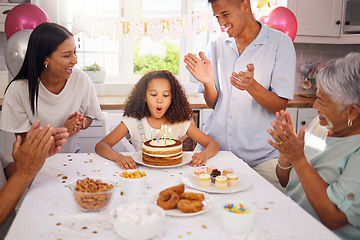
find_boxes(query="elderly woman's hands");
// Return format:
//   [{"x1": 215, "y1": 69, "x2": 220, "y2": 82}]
[{"x1": 267, "y1": 110, "x2": 307, "y2": 165}]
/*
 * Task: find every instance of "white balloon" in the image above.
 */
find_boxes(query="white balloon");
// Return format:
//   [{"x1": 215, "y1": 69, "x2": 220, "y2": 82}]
[{"x1": 5, "y1": 29, "x2": 32, "y2": 78}]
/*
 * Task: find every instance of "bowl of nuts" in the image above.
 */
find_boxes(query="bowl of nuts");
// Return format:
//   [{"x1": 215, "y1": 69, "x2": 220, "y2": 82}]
[
  {"x1": 69, "y1": 178, "x2": 116, "y2": 212},
  {"x1": 119, "y1": 170, "x2": 147, "y2": 197}
]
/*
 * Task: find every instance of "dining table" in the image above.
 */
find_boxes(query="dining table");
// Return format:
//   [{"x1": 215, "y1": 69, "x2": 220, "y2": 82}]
[{"x1": 5, "y1": 151, "x2": 340, "y2": 240}]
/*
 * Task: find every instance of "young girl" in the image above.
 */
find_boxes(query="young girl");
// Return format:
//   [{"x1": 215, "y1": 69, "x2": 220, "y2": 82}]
[{"x1": 95, "y1": 70, "x2": 219, "y2": 169}]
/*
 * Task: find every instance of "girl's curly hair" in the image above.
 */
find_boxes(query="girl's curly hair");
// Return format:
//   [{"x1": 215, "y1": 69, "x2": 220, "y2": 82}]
[{"x1": 123, "y1": 70, "x2": 193, "y2": 123}]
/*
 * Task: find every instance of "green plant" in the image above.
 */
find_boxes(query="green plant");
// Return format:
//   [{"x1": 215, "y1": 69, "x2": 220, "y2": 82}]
[
  {"x1": 133, "y1": 41, "x2": 179, "y2": 75},
  {"x1": 82, "y1": 62, "x2": 102, "y2": 72}
]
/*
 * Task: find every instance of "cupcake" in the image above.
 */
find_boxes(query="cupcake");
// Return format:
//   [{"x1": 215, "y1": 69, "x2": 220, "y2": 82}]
[
  {"x1": 227, "y1": 173, "x2": 239, "y2": 187},
  {"x1": 222, "y1": 168, "x2": 234, "y2": 176},
  {"x1": 215, "y1": 176, "x2": 228, "y2": 190},
  {"x1": 210, "y1": 169, "x2": 221, "y2": 183},
  {"x1": 206, "y1": 166, "x2": 217, "y2": 174},
  {"x1": 198, "y1": 173, "x2": 211, "y2": 188},
  {"x1": 193, "y1": 167, "x2": 205, "y2": 182}
]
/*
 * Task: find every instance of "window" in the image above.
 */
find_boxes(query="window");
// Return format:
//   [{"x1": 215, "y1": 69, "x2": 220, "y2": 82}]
[{"x1": 60, "y1": 0, "x2": 214, "y2": 83}]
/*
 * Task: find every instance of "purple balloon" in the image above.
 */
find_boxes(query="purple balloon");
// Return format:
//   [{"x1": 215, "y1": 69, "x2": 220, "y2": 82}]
[{"x1": 5, "y1": 3, "x2": 50, "y2": 40}]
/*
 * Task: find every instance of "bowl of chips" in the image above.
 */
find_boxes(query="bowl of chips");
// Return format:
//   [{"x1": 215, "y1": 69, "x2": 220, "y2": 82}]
[
  {"x1": 69, "y1": 178, "x2": 116, "y2": 212},
  {"x1": 119, "y1": 170, "x2": 147, "y2": 197}
]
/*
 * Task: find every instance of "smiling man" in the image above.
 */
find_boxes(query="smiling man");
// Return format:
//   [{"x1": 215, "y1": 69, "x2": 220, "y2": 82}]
[{"x1": 184, "y1": 0, "x2": 295, "y2": 191}]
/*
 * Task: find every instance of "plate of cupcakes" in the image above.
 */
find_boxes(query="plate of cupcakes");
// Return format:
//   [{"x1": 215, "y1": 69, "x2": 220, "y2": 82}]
[{"x1": 181, "y1": 166, "x2": 252, "y2": 194}]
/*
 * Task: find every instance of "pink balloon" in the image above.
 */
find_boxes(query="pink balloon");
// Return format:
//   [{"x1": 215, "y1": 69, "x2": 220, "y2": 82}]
[
  {"x1": 259, "y1": 6, "x2": 297, "y2": 41},
  {"x1": 5, "y1": 3, "x2": 50, "y2": 40}
]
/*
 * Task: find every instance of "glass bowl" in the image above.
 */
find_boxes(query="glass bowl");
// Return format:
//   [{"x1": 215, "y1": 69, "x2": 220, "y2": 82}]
[{"x1": 69, "y1": 178, "x2": 116, "y2": 212}]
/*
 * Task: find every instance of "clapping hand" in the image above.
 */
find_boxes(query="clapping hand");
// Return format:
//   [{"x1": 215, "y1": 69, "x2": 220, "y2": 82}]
[
  {"x1": 230, "y1": 63, "x2": 256, "y2": 91},
  {"x1": 184, "y1": 52, "x2": 214, "y2": 85},
  {"x1": 12, "y1": 121, "x2": 54, "y2": 178},
  {"x1": 267, "y1": 110, "x2": 306, "y2": 164},
  {"x1": 64, "y1": 111, "x2": 84, "y2": 136}
]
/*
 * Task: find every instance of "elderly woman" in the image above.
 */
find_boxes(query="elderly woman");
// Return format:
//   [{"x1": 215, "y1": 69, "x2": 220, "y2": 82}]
[
  {"x1": 0, "y1": 22, "x2": 103, "y2": 153},
  {"x1": 267, "y1": 52, "x2": 360, "y2": 239}
]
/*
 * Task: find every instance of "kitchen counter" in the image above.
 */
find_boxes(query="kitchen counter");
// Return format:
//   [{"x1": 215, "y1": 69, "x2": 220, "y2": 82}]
[{"x1": 0, "y1": 94, "x2": 316, "y2": 110}]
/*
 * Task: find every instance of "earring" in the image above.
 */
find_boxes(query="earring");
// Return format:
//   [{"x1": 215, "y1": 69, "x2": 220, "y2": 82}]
[
  {"x1": 44, "y1": 64, "x2": 48, "y2": 68},
  {"x1": 348, "y1": 119, "x2": 353, "y2": 127}
]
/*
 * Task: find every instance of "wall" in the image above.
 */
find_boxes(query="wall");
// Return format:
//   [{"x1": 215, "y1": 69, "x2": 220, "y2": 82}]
[
  {"x1": 294, "y1": 43, "x2": 360, "y2": 95},
  {"x1": 0, "y1": 32, "x2": 6, "y2": 71},
  {"x1": 1, "y1": 32, "x2": 359, "y2": 96}
]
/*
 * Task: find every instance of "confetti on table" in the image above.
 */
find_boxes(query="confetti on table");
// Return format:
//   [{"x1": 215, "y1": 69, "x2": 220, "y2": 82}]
[
  {"x1": 84, "y1": 161, "x2": 88, "y2": 163},
  {"x1": 201, "y1": 225, "x2": 207, "y2": 229},
  {"x1": 178, "y1": 236, "x2": 183, "y2": 238},
  {"x1": 56, "y1": 223, "x2": 61, "y2": 226},
  {"x1": 62, "y1": 176, "x2": 68, "y2": 179},
  {"x1": 57, "y1": 174, "x2": 63, "y2": 177},
  {"x1": 186, "y1": 232, "x2": 191, "y2": 235},
  {"x1": 92, "y1": 231, "x2": 98, "y2": 234},
  {"x1": 68, "y1": 159, "x2": 73, "y2": 162},
  {"x1": 82, "y1": 226, "x2": 87, "y2": 230},
  {"x1": 49, "y1": 213, "x2": 54, "y2": 216},
  {"x1": 89, "y1": 159, "x2": 93, "y2": 163},
  {"x1": 63, "y1": 164, "x2": 67, "y2": 166}
]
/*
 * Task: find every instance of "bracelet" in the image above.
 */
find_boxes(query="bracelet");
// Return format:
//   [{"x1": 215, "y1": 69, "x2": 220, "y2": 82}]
[{"x1": 277, "y1": 158, "x2": 292, "y2": 170}]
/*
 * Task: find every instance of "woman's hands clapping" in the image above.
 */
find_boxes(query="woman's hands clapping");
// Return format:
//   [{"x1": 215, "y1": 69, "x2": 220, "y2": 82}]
[
  {"x1": 267, "y1": 110, "x2": 307, "y2": 165},
  {"x1": 64, "y1": 111, "x2": 85, "y2": 137}
]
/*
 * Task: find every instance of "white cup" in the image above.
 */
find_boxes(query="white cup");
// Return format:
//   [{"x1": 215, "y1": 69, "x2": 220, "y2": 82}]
[
  {"x1": 118, "y1": 170, "x2": 147, "y2": 198},
  {"x1": 220, "y1": 201, "x2": 255, "y2": 236}
]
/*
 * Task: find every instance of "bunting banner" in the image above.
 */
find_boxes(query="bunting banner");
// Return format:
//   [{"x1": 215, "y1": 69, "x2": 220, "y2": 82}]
[{"x1": 72, "y1": 12, "x2": 214, "y2": 41}]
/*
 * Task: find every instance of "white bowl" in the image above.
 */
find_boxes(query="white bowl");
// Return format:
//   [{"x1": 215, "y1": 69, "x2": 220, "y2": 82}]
[
  {"x1": 119, "y1": 170, "x2": 147, "y2": 198},
  {"x1": 112, "y1": 202, "x2": 165, "y2": 240},
  {"x1": 220, "y1": 201, "x2": 255, "y2": 236}
]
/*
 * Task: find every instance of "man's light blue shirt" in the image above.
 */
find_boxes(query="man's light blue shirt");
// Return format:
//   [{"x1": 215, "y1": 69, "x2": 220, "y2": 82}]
[{"x1": 198, "y1": 22, "x2": 295, "y2": 166}]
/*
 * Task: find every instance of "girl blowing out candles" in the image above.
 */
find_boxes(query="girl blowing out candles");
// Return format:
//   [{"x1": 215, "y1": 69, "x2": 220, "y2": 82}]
[{"x1": 95, "y1": 70, "x2": 219, "y2": 169}]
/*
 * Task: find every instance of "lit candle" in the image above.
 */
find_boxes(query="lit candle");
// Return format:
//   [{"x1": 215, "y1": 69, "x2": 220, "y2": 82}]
[
  {"x1": 169, "y1": 127, "x2": 172, "y2": 142},
  {"x1": 156, "y1": 134, "x2": 159, "y2": 144},
  {"x1": 151, "y1": 128, "x2": 153, "y2": 141},
  {"x1": 164, "y1": 134, "x2": 167, "y2": 145},
  {"x1": 161, "y1": 124, "x2": 164, "y2": 140}
]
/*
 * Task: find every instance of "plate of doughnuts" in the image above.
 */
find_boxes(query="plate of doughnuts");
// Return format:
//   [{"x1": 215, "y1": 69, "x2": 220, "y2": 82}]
[
  {"x1": 150, "y1": 184, "x2": 214, "y2": 217},
  {"x1": 131, "y1": 151, "x2": 192, "y2": 169},
  {"x1": 180, "y1": 170, "x2": 252, "y2": 194}
]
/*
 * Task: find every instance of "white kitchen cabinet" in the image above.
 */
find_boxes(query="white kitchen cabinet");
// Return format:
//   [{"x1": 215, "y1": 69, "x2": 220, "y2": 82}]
[
  {"x1": 296, "y1": 108, "x2": 318, "y2": 133},
  {"x1": 78, "y1": 119, "x2": 104, "y2": 153},
  {"x1": 78, "y1": 110, "x2": 132, "y2": 153},
  {"x1": 199, "y1": 108, "x2": 213, "y2": 131},
  {"x1": 287, "y1": 0, "x2": 343, "y2": 37}
]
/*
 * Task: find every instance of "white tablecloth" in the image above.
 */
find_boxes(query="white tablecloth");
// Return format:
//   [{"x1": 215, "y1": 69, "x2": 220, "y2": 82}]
[{"x1": 5, "y1": 151, "x2": 339, "y2": 240}]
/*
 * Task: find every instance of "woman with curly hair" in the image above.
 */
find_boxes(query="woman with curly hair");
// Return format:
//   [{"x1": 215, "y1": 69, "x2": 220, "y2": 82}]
[{"x1": 96, "y1": 70, "x2": 219, "y2": 169}]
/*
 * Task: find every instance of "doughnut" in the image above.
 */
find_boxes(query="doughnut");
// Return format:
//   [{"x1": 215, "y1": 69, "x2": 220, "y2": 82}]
[
  {"x1": 177, "y1": 199, "x2": 203, "y2": 213},
  {"x1": 159, "y1": 183, "x2": 185, "y2": 196},
  {"x1": 156, "y1": 189, "x2": 180, "y2": 210},
  {"x1": 180, "y1": 192, "x2": 205, "y2": 201}
]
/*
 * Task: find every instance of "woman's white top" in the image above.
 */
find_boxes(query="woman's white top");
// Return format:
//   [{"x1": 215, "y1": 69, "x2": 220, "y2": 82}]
[{"x1": 0, "y1": 68, "x2": 103, "y2": 153}]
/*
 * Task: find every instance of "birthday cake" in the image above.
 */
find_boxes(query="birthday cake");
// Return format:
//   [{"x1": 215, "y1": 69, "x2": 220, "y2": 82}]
[{"x1": 142, "y1": 139, "x2": 183, "y2": 166}]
